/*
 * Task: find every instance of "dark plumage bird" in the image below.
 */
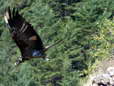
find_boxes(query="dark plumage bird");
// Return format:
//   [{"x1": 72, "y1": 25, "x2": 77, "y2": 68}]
[{"x1": 4, "y1": 7, "x2": 53, "y2": 66}]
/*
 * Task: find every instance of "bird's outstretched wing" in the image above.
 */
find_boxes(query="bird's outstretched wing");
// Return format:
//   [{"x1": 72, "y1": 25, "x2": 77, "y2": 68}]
[{"x1": 4, "y1": 7, "x2": 44, "y2": 57}]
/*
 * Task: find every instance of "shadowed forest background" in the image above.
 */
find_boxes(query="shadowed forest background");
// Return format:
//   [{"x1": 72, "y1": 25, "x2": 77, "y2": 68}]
[{"x1": 0, "y1": 0, "x2": 114, "y2": 86}]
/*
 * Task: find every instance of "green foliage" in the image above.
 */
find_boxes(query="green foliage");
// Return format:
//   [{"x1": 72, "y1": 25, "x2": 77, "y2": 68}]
[{"x1": 0, "y1": 0, "x2": 114, "y2": 86}]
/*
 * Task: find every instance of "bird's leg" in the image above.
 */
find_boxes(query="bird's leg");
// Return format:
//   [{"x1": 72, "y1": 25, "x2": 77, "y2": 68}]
[{"x1": 32, "y1": 53, "x2": 49, "y2": 61}]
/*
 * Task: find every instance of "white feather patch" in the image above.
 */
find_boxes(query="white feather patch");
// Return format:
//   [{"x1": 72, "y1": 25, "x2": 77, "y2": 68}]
[
  {"x1": 4, "y1": 15, "x2": 8, "y2": 24},
  {"x1": 4, "y1": 12, "x2": 9, "y2": 24}
]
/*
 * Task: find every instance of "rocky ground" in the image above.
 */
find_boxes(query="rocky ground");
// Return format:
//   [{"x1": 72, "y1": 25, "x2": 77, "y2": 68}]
[{"x1": 84, "y1": 57, "x2": 114, "y2": 86}]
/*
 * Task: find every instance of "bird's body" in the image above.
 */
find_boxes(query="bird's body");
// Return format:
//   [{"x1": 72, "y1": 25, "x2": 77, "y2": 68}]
[
  {"x1": 4, "y1": 7, "x2": 62, "y2": 66},
  {"x1": 4, "y1": 7, "x2": 46, "y2": 65}
]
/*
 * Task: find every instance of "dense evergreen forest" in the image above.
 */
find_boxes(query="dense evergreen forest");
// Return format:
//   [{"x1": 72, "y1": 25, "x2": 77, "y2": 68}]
[{"x1": 0, "y1": 0, "x2": 114, "y2": 86}]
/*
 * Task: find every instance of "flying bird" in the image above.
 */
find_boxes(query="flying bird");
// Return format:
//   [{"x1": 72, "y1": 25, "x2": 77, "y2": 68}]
[{"x1": 4, "y1": 7, "x2": 61, "y2": 66}]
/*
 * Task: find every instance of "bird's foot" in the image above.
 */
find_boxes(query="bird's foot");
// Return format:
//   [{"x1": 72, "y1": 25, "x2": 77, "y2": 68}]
[{"x1": 14, "y1": 56, "x2": 23, "y2": 66}]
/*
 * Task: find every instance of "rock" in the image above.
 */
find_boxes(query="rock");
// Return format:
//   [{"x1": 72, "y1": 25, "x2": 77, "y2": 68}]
[
  {"x1": 107, "y1": 67, "x2": 114, "y2": 76},
  {"x1": 92, "y1": 67, "x2": 114, "y2": 86}
]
